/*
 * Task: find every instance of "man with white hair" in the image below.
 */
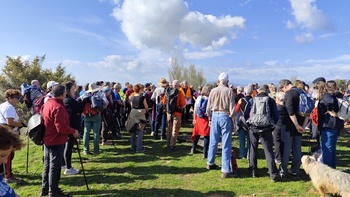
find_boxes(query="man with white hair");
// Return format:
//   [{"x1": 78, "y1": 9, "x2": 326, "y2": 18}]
[
  {"x1": 162, "y1": 80, "x2": 186, "y2": 151},
  {"x1": 206, "y1": 72, "x2": 237, "y2": 178}
]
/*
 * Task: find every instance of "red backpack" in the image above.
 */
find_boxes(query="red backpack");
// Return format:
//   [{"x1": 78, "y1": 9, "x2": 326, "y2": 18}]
[
  {"x1": 33, "y1": 95, "x2": 49, "y2": 114},
  {"x1": 230, "y1": 149, "x2": 238, "y2": 171}
]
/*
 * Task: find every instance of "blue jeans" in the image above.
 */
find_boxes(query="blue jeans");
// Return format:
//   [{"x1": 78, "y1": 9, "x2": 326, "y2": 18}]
[
  {"x1": 207, "y1": 112, "x2": 233, "y2": 173},
  {"x1": 280, "y1": 129, "x2": 302, "y2": 174},
  {"x1": 238, "y1": 127, "x2": 250, "y2": 158},
  {"x1": 83, "y1": 114, "x2": 102, "y2": 153},
  {"x1": 320, "y1": 128, "x2": 338, "y2": 168},
  {"x1": 154, "y1": 108, "x2": 166, "y2": 137},
  {"x1": 42, "y1": 144, "x2": 65, "y2": 195},
  {"x1": 131, "y1": 130, "x2": 143, "y2": 152}
]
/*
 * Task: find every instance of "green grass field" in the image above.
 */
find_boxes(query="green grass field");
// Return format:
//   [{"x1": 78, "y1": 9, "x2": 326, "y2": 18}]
[{"x1": 7, "y1": 123, "x2": 350, "y2": 197}]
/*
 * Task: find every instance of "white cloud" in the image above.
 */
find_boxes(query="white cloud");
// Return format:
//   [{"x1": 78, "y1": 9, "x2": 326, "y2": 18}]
[
  {"x1": 264, "y1": 60, "x2": 279, "y2": 66},
  {"x1": 180, "y1": 12, "x2": 245, "y2": 49},
  {"x1": 285, "y1": 20, "x2": 296, "y2": 29},
  {"x1": 305, "y1": 54, "x2": 350, "y2": 64},
  {"x1": 294, "y1": 32, "x2": 314, "y2": 43},
  {"x1": 184, "y1": 49, "x2": 235, "y2": 60},
  {"x1": 60, "y1": 26, "x2": 110, "y2": 45},
  {"x1": 289, "y1": 0, "x2": 331, "y2": 30},
  {"x1": 112, "y1": 0, "x2": 245, "y2": 54}
]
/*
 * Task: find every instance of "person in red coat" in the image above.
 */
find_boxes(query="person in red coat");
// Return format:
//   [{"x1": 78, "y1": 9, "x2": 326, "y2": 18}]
[
  {"x1": 41, "y1": 84, "x2": 79, "y2": 197},
  {"x1": 191, "y1": 84, "x2": 212, "y2": 158}
]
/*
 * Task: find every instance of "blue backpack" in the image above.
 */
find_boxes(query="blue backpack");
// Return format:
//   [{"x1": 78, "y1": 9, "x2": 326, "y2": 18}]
[
  {"x1": 196, "y1": 97, "x2": 208, "y2": 118},
  {"x1": 294, "y1": 88, "x2": 314, "y2": 117}
]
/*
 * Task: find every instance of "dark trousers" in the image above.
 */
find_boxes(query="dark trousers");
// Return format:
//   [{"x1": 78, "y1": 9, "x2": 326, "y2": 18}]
[
  {"x1": 182, "y1": 105, "x2": 191, "y2": 121},
  {"x1": 101, "y1": 110, "x2": 111, "y2": 142},
  {"x1": 62, "y1": 136, "x2": 75, "y2": 169},
  {"x1": 272, "y1": 125, "x2": 284, "y2": 162},
  {"x1": 249, "y1": 129, "x2": 278, "y2": 180},
  {"x1": 154, "y1": 108, "x2": 166, "y2": 137},
  {"x1": 192, "y1": 135, "x2": 209, "y2": 156},
  {"x1": 42, "y1": 144, "x2": 65, "y2": 195}
]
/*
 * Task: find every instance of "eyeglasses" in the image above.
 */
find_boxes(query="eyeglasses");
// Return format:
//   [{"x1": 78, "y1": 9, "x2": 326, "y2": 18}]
[{"x1": 13, "y1": 96, "x2": 21, "y2": 100}]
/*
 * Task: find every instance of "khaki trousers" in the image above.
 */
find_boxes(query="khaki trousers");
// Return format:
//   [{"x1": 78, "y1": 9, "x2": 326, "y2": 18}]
[{"x1": 166, "y1": 113, "x2": 182, "y2": 147}]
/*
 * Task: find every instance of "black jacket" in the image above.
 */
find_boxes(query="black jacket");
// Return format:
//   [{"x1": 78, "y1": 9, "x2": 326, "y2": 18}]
[{"x1": 64, "y1": 96, "x2": 84, "y2": 130}]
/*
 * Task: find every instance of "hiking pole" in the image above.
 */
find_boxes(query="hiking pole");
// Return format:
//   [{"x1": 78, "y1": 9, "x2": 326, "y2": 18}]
[
  {"x1": 74, "y1": 138, "x2": 89, "y2": 190},
  {"x1": 26, "y1": 134, "x2": 29, "y2": 174}
]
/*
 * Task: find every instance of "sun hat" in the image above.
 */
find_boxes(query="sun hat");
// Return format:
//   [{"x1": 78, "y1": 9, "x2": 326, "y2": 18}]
[
  {"x1": 86, "y1": 83, "x2": 101, "y2": 93},
  {"x1": 157, "y1": 78, "x2": 169, "y2": 87}
]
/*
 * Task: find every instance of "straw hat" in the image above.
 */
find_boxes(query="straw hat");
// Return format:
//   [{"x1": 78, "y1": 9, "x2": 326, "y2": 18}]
[
  {"x1": 157, "y1": 78, "x2": 169, "y2": 87},
  {"x1": 86, "y1": 83, "x2": 100, "y2": 93}
]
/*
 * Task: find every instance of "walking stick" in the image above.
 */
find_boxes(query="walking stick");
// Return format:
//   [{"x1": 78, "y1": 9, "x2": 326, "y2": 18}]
[
  {"x1": 74, "y1": 138, "x2": 89, "y2": 190},
  {"x1": 26, "y1": 134, "x2": 29, "y2": 174}
]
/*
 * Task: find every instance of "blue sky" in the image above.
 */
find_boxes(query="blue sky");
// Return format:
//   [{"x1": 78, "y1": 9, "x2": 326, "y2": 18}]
[{"x1": 1, "y1": 0, "x2": 350, "y2": 87}]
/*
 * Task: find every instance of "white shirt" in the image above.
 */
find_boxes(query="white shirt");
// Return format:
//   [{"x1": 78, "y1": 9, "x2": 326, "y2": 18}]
[
  {"x1": 0, "y1": 101, "x2": 19, "y2": 131},
  {"x1": 151, "y1": 87, "x2": 165, "y2": 104}
]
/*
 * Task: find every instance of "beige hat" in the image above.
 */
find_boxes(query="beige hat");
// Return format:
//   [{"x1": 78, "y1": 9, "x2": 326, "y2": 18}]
[
  {"x1": 157, "y1": 78, "x2": 169, "y2": 87},
  {"x1": 86, "y1": 83, "x2": 100, "y2": 93}
]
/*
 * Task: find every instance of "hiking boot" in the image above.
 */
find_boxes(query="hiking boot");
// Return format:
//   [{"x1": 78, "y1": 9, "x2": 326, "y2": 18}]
[
  {"x1": 221, "y1": 171, "x2": 238, "y2": 178},
  {"x1": 288, "y1": 170, "x2": 299, "y2": 178},
  {"x1": 136, "y1": 147, "x2": 146, "y2": 153},
  {"x1": 169, "y1": 146, "x2": 178, "y2": 152},
  {"x1": 279, "y1": 171, "x2": 286, "y2": 179},
  {"x1": 206, "y1": 164, "x2": 219, "y2": 170},
  {"x1": 64, "y1": 168, "x2": 80, "y2": 175},
  {"x1": 40, "y1": 188, "x2": 48, "y2": 196}
]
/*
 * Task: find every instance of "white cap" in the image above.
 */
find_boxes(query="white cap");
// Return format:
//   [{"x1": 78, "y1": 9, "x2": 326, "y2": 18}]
[
  {"x1": 218, "y1": 72, "x2": 229, "y2": 81},
  {"x1": 47, "y1": 81, "x2": 59, "y2": 89}
]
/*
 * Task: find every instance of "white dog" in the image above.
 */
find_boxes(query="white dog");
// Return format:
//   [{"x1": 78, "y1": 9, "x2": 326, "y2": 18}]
[{"x1": 301, "y1": 155, "x2": 350, "y2": 197}]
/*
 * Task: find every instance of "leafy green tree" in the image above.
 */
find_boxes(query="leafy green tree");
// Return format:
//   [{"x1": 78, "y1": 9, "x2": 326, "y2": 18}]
[
  {"x1": 168, "y1": 58, "x2": 206, "y2": 90},
  {"x1": 0, "y1": 55, "x2": 75, "y2": 119}
]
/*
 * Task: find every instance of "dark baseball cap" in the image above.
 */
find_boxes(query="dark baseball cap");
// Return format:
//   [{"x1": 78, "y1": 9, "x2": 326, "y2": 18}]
[{"x1": 312, "y1": 77, "x2": 326, "y2": 84}]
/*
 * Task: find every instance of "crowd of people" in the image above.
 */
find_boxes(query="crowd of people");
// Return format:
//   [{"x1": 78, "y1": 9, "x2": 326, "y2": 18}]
[{"x1": 0, "y1": 73, "x2": 348, "y2": 196}]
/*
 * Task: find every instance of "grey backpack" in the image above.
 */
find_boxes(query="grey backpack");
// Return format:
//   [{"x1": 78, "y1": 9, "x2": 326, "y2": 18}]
[{"x1": 247, "y1": 96, "x2": 274, "y2": 127}]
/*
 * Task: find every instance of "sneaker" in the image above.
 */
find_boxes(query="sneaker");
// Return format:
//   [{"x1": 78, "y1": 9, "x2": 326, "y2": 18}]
[
  {"x1": 279, "y1": 172, "x2": 286, "y2": 179},
  {"x1": 64, "y1": 168, "x2": 80, "y2": 175},
  {"x1": 206, "y1": 164, "x2": 219, "y2": 170},
  {"x1": 4, "y1": 176, "x2": 22, "y2": 184},
  {"x1": 221, "y1": 171, "x2": 238, "y2": 178},
  {"x1": 150, "y1": 131, "x2": 154, "y2": 136}
]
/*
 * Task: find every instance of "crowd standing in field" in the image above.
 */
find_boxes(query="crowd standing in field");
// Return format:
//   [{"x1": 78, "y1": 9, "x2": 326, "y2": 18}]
[{"x1": 0, "y1": 73, "x2": 349, "y2": 196}]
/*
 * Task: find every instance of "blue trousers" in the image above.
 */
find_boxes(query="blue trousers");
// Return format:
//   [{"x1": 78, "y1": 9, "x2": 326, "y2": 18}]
[
  {"x1": 131, "y1": 130, "x2": 143, "y2": 152},
  {"x1": 320, "y1": 128, "x2": 338, "y2": 168},
  {"x1": 207, "y1": 112, "x2": 233, "y2": 173},
  {"x1": 238, "y1": 127, "x2": 250, "y2": 158}
]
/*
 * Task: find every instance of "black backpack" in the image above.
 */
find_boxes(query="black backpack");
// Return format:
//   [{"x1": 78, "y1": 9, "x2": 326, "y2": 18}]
[
  {"x1": 165, "y1": 88, "x2": 181, "y2": 114},
  {"x1": 27, "y1": 113, "x2": 45, "y2": 145}
]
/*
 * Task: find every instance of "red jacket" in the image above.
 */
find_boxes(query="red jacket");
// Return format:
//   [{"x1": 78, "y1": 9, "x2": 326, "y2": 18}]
[{"x1": 42, "y1": 98, "x2": 76, "y2": 146}]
